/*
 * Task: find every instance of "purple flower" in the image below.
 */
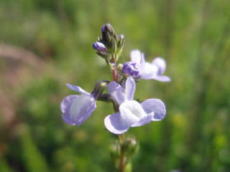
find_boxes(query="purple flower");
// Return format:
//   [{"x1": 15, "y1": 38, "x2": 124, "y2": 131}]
[
  {"x1": 104, "y1": 77, "x2": 166, "y2": 135},
  {"x1": 60, "y1": 83, "x2": 96, "y2": 125},
  {"x1": 122, "y1": 50, "x2": 171, "y2": 82}
]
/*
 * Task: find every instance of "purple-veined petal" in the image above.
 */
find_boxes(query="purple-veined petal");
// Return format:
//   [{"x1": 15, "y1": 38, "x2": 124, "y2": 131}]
[
  {"x1": 108, "y1": 81, "x2": 125, "y2": 104},
  {"x1": 130, "y1": 50, "x2": 145, "y2": 64},
  {"x1": 61, "y1": 95, "x2": 76, "y2": 114},
  {"x1": 141, "y1": 98, "x2": 166, "y2": 121},
  {"x1": 125, "y1": 77, "x2": 136, "y2": 100},
  {"x1": 66, "y1": 83, "x2": 90, "y2": 95},
  {"x1": 119, "y1": 100, "x2": 147, "y2": 126},
  {"x1": 61, "y1": 94, "x2": 96, "y2": 125},
  {"x1": 152, "y1": 57, "x2": 166, "y2": 74},
  {"x1": 104, "y1": 113, "x2": 129, "y2": 135}
]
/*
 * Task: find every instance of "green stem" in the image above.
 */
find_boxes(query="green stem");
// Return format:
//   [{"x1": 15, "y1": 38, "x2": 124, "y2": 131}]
[
  {"x1": 118, "y1": 134, "x2": 126, "y2": 172},
  {"x1": 110, "y1": 55, "x2": 127, "y2": 171}
]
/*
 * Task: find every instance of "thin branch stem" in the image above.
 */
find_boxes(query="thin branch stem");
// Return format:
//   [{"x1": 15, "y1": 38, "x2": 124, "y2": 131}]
[
  {"x1": 109, "y1": 52, "x2": 127, "y2": 172},
  {"x1": 118, "y1": 134, "x2": 126, "y2": 172}
]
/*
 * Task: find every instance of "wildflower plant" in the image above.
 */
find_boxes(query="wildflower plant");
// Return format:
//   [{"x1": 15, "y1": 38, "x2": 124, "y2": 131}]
[{"x1": 60, "y1": 24, "x2": 170, "y2": 171}]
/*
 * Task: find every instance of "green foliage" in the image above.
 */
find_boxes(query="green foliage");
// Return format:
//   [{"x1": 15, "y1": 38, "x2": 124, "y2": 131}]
[
  {"x1": 19, "y1": 125, "x2": 49, "y2": 172},
  {"x1": 0, "y1": 158, "x2": 12, "y2": 172},
  {"x1": 0, "y1": 0, "x2": 229, "y2": 171}
]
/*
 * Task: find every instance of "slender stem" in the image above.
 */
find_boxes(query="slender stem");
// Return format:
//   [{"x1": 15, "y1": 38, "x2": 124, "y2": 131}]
[
  {"x1": 118, "y1": 134, "x2": 126, "y2": 172},
  {"x1": 111, "y1": 65, "x2": 119, "y2": 82},
  {"x1": 110, "y1": 56, "x2": 127, "y2": 171}
]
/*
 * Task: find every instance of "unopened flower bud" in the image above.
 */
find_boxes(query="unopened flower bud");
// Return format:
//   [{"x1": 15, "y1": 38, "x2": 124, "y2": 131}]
[
  {"x1": 91, "y1": 80, "x2": 109, "y2": 99},
  {"x1": 110, "y1": 142, "x2": 120, "y2": 161},
  {"x1": 121, "y1": 137, "x2": 138, "y2": 157},
  {"x1": 100, "y1": 24, "x2": 116, "y2": 49},
  {"x1": 101, "y1": 23, "x2": 115, "y2": 34},
  {"x1": 117, "y1": 34, "x2": 125, "y2": 48},
  {"x1": 117, "y1": 64, "x2": 124, "y2": 71},
  {"x1": 92, "y1": 42, "x2": 107, "y2": 52},
  {"x1": 116, "y1": 34, "x2": 125, "y2": 58},
  {"x1": 93, "y1": 24, "x2": 125, "y2": 64}
]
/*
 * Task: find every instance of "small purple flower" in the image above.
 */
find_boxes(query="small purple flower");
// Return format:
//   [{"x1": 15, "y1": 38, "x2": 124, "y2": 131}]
[
  {"x1": 104, "y1": 77, "x2": 166, "y2": 135},
  {"x1": 122, "y1": 50, "x2": 171, "y2": 82},
  {"x1": 60, "y1": 83, "x2": 96, "y2": 125}
]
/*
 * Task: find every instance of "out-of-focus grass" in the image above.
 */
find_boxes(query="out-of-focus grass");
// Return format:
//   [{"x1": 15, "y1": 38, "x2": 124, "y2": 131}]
[{"x1": 0, "y1": 0, "x2": 229, "y2": 171}]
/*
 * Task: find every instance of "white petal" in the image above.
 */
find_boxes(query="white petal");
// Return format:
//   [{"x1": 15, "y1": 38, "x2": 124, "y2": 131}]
[
  {"x1": 140, "y1": 63, "x2": 158, "y2": 79},
  {"x1": 152, "y1": 57, "x2": 166, "y2": 74},
  {"x1": 131, "y1": 115, "x2": 154, "y2": 127},
  {"x1": 119, "y1": 100, "x2": 147, "y2": 126},
  {"x1": 130, "y1": 50, "x2": 145, "y2": 64}
]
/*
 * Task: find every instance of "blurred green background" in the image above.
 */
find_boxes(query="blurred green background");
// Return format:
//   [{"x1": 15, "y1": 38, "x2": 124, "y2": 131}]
[{"x1": 0, "y1": 0, "x2": 229, "y2": 171}]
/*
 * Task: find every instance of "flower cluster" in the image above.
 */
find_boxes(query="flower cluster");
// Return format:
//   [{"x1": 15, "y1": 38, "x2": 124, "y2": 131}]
[{"x1": 60, "y1": 24, "x2": 170, "y2": 135}]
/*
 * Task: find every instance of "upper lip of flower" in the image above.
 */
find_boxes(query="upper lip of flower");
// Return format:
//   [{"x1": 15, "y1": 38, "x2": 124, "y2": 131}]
[{"x1": 107, "y1": 77, "x2": 136, "y2": 105}]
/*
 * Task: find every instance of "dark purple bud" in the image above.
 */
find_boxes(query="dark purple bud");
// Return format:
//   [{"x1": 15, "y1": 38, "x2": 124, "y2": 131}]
[
  {"x1": 101, "y1": 23, "x2": 114, "y2": 33},
  {"x1": 101, "y1": 24, "x2": 116, "y2": 45},
  {"x1": 101, "y1": 24, "x2": 107, "y2": 32},
  {"x1": 91, "y1": 80, "x2": 109, "y2": 99}
]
